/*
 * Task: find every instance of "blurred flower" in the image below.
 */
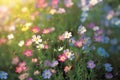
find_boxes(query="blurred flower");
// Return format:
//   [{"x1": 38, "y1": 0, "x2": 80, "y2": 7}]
[
  {"x1": 63, "y1": 49, "x2": 74, "y2": 60},
  {"x1": 44, "y1": 44, "x2": 49, "y2": 49},
  {"x1": 105, "y1": 73, "x2": 113, "y2": 79},
  {"x1": 42, "y1": 69, "x2": 52, "y2": 79},
  {"x1": 88, "y1": 23, "x2": 95, "y2": 29},
  {"x1": 7, "y1": 34, "x2": 14, "y2": 40},
  {"x1": 78, "y1": 25, "x2": 87, "y2": 34},
  {"x1": 23, "y1": 49, "x2": 33, "y2": 57},
  {"x1": 74, "y1": 40, "x2": 83, "y2": 47},
  {"x1": 49, "y1": 9, "x2": 57, "y2": 15},
  {"x1": 36, "y1": 0, "x2": 48, "y2": 8},
  {"x1": 50, "y1": 69, "x2": 56, "y2": 74},
  {"x1": 26, "y1": 77, "x2": 33, "y2": 80},
  {"x1": 58, "y1": 47, "x2": 63, "y2": 51},
  {"x1": 68, "y1": 37, "x2": 75, "y2": 46},
  {"x1": 32, "y1": 58, "x2": 38, "y2": 63},
  {"x1": 18, "y1": 73, "x2": 29, "y2": 80},
  {"x1": 44, "y1": 60, "x2": 51, "y2": 67},
  {"x1": 94, "y1": 35, "x2": 102, "y2": 42},
  {"x1": 97, "y1": 47, "x2": 109, "y2": 57},
  {"x1": 11, "y1": 56, "x2": 19, "y2": 65},
  {"x1": 57, "y1": 8, "x2": 66, "y2": 14},
  {"x1": 101, "y1": 36, "x2": 110, "y2": 44},
  {"x1": 110, "y1": 38, "x2": 118, "y2": 45},
  {"x1": 58, "y1": 35, "x2": 65, "y2": 41},
  {"x1": 63, "y1": 31, "x2": 72, "y2": 39},
  {"x1": 31, "y1": 26, "x2": 40, "y2": 34},
  {"x1": 22, "y1": 22, "x2": 32, "y2": 31},
  {"x1": 25, "y1": 39, "x2": 32, "y2": 46},
  {"x1": 58, "y1": 54, "x2": 67, "y2": 62},
  {"x1": 36, "y1": 44, "x2": 44, "y2": 50},
  {"x1": 50, "y1": 60, "x2": 59, "y2": 67},
  {"x1": 64, "y1": 0, "x2": 74, "y2": 8},
  {"x1": 9, "y1": 25, "x2": 16, "y2": 31},
  {"x1": 104, "y1": 63, "x2": 113, "y2": 72},
  {"x1": 32, "y1": 35, "x2": 42, "y2": 44},
  {"x1": 93, "y1": 26, "x2": 99, "y2": 31},
  {"x1": 0, "y1": 38, "x2": 7, "y2": 45},
  {"x1": 16, "y1": 62, "x2": 27, "y2": 73},
  {"x1": 0, "y1": 71, "x2": 8, "y2": 79},
  {"x1": 87, "y1": 60, "x2": 96, "y2": 69},
  {"x1": 52, "y1": 0, "x2": 59, "y2": 8},
  {"x1": 34, "y1": 70, "x2": 40, "y2": 75},
  {"x1": 18, "y1": 40, "x2": 24, "y2": 47},
  {"x1": 42, "y1": 27, "x2": 55, "y2": 34},
  {"x1": 64, "y1": 66, "x2": 72, "y2": 73},
  {"x1": 21, "y1": 7, "x2": 28, "y2": 13}
]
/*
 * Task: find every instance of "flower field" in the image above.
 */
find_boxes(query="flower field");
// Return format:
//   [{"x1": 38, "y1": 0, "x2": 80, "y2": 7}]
[{"x1": 0, "y1": 0, "x2": 120, "y2": 80}]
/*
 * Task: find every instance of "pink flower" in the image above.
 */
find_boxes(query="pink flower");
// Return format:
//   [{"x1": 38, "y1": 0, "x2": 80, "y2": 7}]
[
  {"x1": 0, "y1": 38, "x2": 7, "y2": 45},
  {"x1": 57, "y1": 8, "x2": 66, "y2": 14},
  {"x1": 11, "y1": 56, "x2": 19, "y2": 65},
  {"x1": 44, "y1": 44, "x2": 49, "y2": 49},
  {"x1": 64, "y1": 0, "x2": 74, "y2": 8},
  {"x1": 58, "y1": 54, "x2": 67, "y2": 62},
  {"x1": 64, "y1": 66, "x2": 72, "y2": 73},
  {"x1": 31, "y1": 26, "x2": 40, "y2": 34},
  {"x1": 36, "y1": 0, "x2": 48, "y2": 8},
  {"x1": 15, "y1": 66, "x2": 23, "y2": 73},
  {"x1": 52, "y1": 0, "x2": 59, "y2": 8},
  {"x1": 42, "y1": 27, "x2": 55, "y2": 34},
  {"x1": 58, "y1": 35, "x2": 65, "y2": 41},
  {"x1": 74, "y1": 41, "x2": 83, "y2": 47},
  {"x1": 23, "y1": 49, "x2": 33, "y2": 57},
  {"x1": 24, "y1": 39, "x2": 32, "y2": 46},
  {"x1": 16, "y1": 62, "x2": 27, "y2": 73}
]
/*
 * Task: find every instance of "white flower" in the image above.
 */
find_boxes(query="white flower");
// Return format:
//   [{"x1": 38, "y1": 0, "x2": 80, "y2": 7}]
[
  {"x1": 58, "y1": 47, "x2": 63, "y2": 51},
  {"x1": 18, "y1": 40, "x2": 24, "y2": 47},
  {"x1": 49, "y1": 9, "x2": 57, "y2": 15},
  {"x1": 9, "y1": 25, "x2": 16, "y2": 31},
  {"x1": 25, "y1": 22, "x2": 32, "y2": 27},
  {"x1": 63, "y1": 31, "x2": 72, "y2": 39},
  {"x1": 7, "y1": 34, "x2": 14, "y2": 40},
  {"x1": 93, "y1": 26, "x2": 99, "y2": 31},
  {"x1": 78, "y1": 25, "x2": 87, "y2": 34},
  {"x1": 36, "y1": 44, "x2": 44, "y2": 50},
  {"x1": 32, "y1": 35, "x2": 42, "y2": 44}
]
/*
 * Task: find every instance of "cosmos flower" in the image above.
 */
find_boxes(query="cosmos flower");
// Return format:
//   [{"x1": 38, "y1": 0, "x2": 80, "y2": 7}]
[
  {"x1": 42, "y1": 27, "x2": 55, "y2": 34},
  {"x1": 87, "y1": 60, "x2": 96, "y2": 69},
  {"x1": 34, "y1": 70, "x2": 40, "y2": 75},
  {"x1": 58, "y1": 54, "x2": 67, "y2": 62},
  {"x1": 104, "y1": 63, "x2": 113, "y2": 72},
  {"x1": 0, "y1": 71, "x2": 8, "y2": 79},
  {"x1": 32, "y1": 35, "x2": 42, "y2": 44},
  {"x1": 63, "y1": 31, "x2": 72, "y2": 39},
  {"x1": 32, "y1": 58, "x2": 38, "y2": 63},
  {"x1": 16, "y1": 62, "x2": 27, "y2": 73},
  {"x1": 31, "y1": 26, "x2": 40, "y2": 34},
  {"x1": 23, "y1": 49, "x2": 33, "y2": 57},
  {"x1": 42, "y1": 69, "x2": 52, "y2": 79},
  {"x1": 49, "y1": 9, "x2": 57, "y2": 15}
]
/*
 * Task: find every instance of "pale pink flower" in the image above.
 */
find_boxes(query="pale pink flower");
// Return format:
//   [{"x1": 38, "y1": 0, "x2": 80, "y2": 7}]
[
  {"x1": 11, "y1": 56, "x2": 19, "y2": 65},
  {"x1": 32, "y1": 58, "x2": 38, "y2": 63},
  {"x1": 24, "y1": 39, "x2": 32, "y2": 46},
  {"x1": 23, "y1": 49, "x2": 33, "y2": 57},
  {"x1": 31, "y1": 26, "x2": 40, "y2": 34}
]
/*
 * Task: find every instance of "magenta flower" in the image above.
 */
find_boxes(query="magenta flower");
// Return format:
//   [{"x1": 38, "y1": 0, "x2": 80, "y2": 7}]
[
  {"x1": 87, "y1": 60, "x2": 96, "y2": 69},
  {"x1": 23, "y1": 49, "x2": 33, "y2": 57},
  {"x1": 58, "y1": 54, "x2": 67, "y2": 62}
]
